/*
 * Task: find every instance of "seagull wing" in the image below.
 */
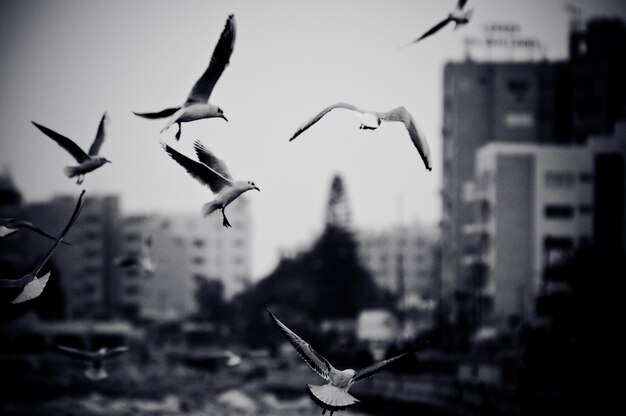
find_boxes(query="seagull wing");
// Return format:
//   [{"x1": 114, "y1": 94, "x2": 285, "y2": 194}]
[
  {"x1": 352, "y1": 339, "x2": 429, "y2": 384},
  {"x1": 193, "y1": 140, "x2": 233, "y2": 180},
  {"x1": 186, "y1": 14, "x2": 236, "y2": 104},
  {"x1": 32, "y1": 121, "x2": 90, "y2": 163},
  {"x1": 412, "y1": 17, "x2": 453, "y2": 44},
  {"x1": 88, "y1": 112, "x2": 109, "y2": 156},
  {"x1": 266, "y1": 309, "x2": 332, "y2": 381},
  {"x1": 289, "y1": 102, "x2": 363, "y2": 141},
  {"x1": 384, "y1": 107, "x2": 432, "y2": 171},
  {"x1": 10, "y1": 272, "x2": 50, "y2": 304},
  {"x1": 57, "y1": 344, "x2": 96, "y2": 360},
  {"x1": 457, "y1": 0, "x2": 468, "y2": 10},
  {"x1": 102, "y1": 346, "x2": 129, "y2": 360},
  {"x1": 162, "y1": 143, "x2": 232, "y2": 193},
  {"x1": 11, "y1": 220, "x2": 72, "y2": 245}
]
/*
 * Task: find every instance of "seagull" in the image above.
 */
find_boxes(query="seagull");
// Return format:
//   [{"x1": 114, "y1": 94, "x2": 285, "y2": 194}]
[
  {"x1": 0, "y1": 190, "x2": 84, "y2": 304},
  {"x1": 133, "y1": 14, "x2": 235, "y2": 141},
  {"x1": 56, "y1": 344, "x2": 129, "y2": 381},
  {"x1": 0, "y1": 217, "x2": 72, "y2": 245},
  {"x1": 162, "y1": 140, "x2": 259, "y2": 228},
  {"x1": 224, "y1": 350, "x2": 243, "y2": 367},
  {"x1": 114, "y1": 235, "x2": 155, "y2": 275},
  {"x1": 32, "y1": 112, "x2": 111, "y2": 185},
  {"x1": 267, "y1": 309, "x2": 427, "y2": 416},
  {"x1": 289, "y1": 103, "x2": 432, "y2": 171},
  {"x1": 402, "y1": 0, "x2": 473, "y2": 46}
]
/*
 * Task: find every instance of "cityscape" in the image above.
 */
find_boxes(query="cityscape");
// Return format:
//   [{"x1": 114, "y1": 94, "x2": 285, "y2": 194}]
[{"x1": 1, "y1": 1, "x2": 626, "y2": 415}]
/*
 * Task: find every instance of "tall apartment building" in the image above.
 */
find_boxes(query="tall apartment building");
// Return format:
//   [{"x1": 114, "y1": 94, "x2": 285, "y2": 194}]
[
  {"x1": 463, "y1": 123, "x2": 625, "y2": 326},
  {"x1": 26, "y1": 194, "x2": 121, "y2": 319},
  {"x1": 118, "y1": 197, "x2": 252, "y2": 321},
  {"x1": 441, "y1": 18, "x2": 626, "y2": 315}
]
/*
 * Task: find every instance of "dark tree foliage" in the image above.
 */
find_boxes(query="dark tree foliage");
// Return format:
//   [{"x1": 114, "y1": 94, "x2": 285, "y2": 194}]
[{"x1": 192, "y1": 275, "x2": 231, "y2": 322}]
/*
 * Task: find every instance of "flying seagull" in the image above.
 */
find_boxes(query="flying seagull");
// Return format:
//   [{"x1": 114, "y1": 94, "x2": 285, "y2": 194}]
[
  {"x1": 1, "y1": 217, "x2": 72, "y2": 245},
  {"x1": 56, "y1": 344, "x2": 129, "y2": 381},
  {"x1": 114, "y1": 235, "x2": 155, "y2": 275},
  {"x1": 289, "y1": 103, "x2": 432, "y2": 171},
  {"x1": 267, "y1": 309, "x2": 427, "y2": 415},
  {"x1": 0, "y1": 190, "x2": 84, "y2": 304},
  {"x1": 134, "y1": 14, "x2": 235, "y2": 140},
  {"x1": 32, "y1": 112, "x2": 111, "y2": 185},
  {"x1": 162, "y1": 140, "x2": 259, "y2": 228},
  {"x1": 402, "y1": 0, "x2": 473, "y2": 46}
]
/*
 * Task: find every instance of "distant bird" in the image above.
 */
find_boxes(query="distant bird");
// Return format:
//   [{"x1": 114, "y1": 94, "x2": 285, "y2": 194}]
[
  {"x1": 289, "y1": 103, "x2": 432, "y2": 171},
  {"x1": 56, "y1": 344, "x2": 129, "y2": 381},
  {"x1": 267, "y1": 309, "x2": 427, "y2": 416},
  {"x1": 162, "y1": 140, "x2": 259, "y2": 228},
  {"x1": 114, "y1": 235, "x2": 155, "y2": 275},
  {"x1": 0, "y1": 217, "x2": 72, "y2": 245},
  {"x1": 133, "y1": 14, "x2": 235, "y2": 140},
  {"x1": 402, "y1": 0, "x2": 473, "y2": 46},
  {"x1": 224, "y1": 350, "x2": 243, "y2": 367},
  {"x1": 32, "y1": 112, "x2": 111, "y2": 185},
  {"x1": 0, "y1": 190, "x2": 84, "y2": 304}
]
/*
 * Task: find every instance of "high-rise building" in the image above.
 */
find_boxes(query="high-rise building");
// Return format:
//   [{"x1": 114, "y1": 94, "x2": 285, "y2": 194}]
[{"x1": 25, "y1": 194, "x2": 122, "y2": 319}]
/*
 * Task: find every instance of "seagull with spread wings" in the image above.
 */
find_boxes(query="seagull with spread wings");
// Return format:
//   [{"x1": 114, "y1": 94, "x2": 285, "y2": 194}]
[
  {"x1": 0, "y1": 190, "x2": 84, "y2": 304},
  {"x1": 1, "y1": 217, "x2": 72, "y2": 245},
  {"x1": 267, "y1": 309, "x2": 427, "y2": 416},
  {"x1": 56, "y1": 344, "x2": 129, "y2": 381},
  {"x1": 162, "y1": 140, "x2": 259, "y2": 228},
  {"x1": 402, "y1": 0, "x2": 473, "y2": 46},
  {"x1": 289, "y1": 103, "x2": 432, "y2": 171},
  {"x1": 32, "y1": 112, "x2": 111, "y2": 185},
  {"x1": 114, "y1": 235, "x2": 155, "y2": 275},
  {"x1": 134, "y1": 14, "x2": 235, "y2": 140}
]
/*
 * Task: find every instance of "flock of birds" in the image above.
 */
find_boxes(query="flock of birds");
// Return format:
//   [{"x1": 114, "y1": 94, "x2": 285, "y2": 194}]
[{"x1": 0, "y1": 1, "x2": 472, "y2": 413}]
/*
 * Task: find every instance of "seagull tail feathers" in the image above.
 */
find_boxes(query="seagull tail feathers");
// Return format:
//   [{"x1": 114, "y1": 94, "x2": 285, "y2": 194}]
[
  {"x1": 64, "y1": 166, "x2": 80, "y2": 178},
  {"x1": 306, "y1": 384, "x2": 359, "y2": 413},
  {"x1": 201, "y1": 201, "x2": 220, "y2": 217}
]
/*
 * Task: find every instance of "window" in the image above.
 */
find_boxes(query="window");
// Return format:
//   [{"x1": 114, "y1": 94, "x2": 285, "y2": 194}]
[
  {"x1": 192, "y1": 256, "x2": 205, "y2": 265},
  {"x1": 579, "y1": 172, "x2": 593, "y2": 183},
  {"x1": 545, "y1": 171, "x2": 575, "y2": 189},
  {"x1": 545, "y1": 204, "x2": 574, "y2": 219},
  {"x1": 544, "y1": 236, "x2": 574, "y2": 250},
  {"x1": 192, "y1": 239, "x2": 205, "y2": 248}
]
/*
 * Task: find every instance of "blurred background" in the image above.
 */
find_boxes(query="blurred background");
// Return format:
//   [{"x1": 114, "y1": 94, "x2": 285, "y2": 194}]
[{"x1": 1, "y1": 0, "x2": 625, "y2": 415}]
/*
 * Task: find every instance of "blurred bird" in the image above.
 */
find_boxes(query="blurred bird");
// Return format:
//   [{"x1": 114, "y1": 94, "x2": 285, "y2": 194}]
[
  {"x1": 0, "y1": 190, "x2": 84, "y2": 304},
  {"x1": 0, "y1": 217, "x2": 72, "y2": 245},
  {"x1": 162, "y1": 140, "x2": 259, "y2": 228},
  {"x1": 133, "y1": 14, "x2": 235, "y2": 140},
  {"x1": 56, "y1": 344, "x2": 129, "y2": 381},
  {"x1": 114, "y1": 235, "x2": 155, "y2": 275},
  {"x1": 289, "y1": 103, "x2": 432, "y2": 171},
  {"x1": 32, "y1": 112, "x2": 111, "y2": 185},
  {"x1": 267, "y1": 309, "x2": 427, "y2": 416},
  {"x1": 224, "y1": 350, "x2": 243, "y2": 367},
  {"x1": 402, "y1": 0, "x2": 473, "y2": 46}
]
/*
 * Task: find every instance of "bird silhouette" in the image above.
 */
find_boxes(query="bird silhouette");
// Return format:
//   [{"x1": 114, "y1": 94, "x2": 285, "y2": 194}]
[
  {"x1": 290, "y1": 103, "x2": 432, "y2": 171},
  {"x1": 162, "y1": 140, "x2": 259, "y2": 228},
  {"x1": 402, "y1": 0, "x2": 473, "y2": 47},
  {"x1": 1, "y1": 217, "x2": 72, "y2": 245},
  {"x1": 134, "y1": 14, "x2": 235, "y2": 140},
  {"x1": 267, "y1": 309, "x2": 428, "y2": 416},
  {"x1": 0, "y1": 190, "x2": 84, "y2": 304},
  {"x1": 32, "y1": 112, "x2": 111, "y2": 185},
  {"x1": 56, "y1": 344, "x2": 128, "y2": 381},
  {"x1": 114, "y1": 234, "x2": 155, "y2": 275}
]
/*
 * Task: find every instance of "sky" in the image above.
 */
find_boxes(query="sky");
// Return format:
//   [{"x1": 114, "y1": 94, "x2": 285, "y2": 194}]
[{"x1": 1, "y1": 0, "x2": 625, "y2": 279}]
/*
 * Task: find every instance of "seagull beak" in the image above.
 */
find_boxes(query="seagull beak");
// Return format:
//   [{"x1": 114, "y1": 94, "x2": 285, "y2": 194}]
[
  {"x1": 106, "y1": 159, "x2": 112, "y2": 164},
  {"x1": 221, "y1": 114, "x2": 229, "y2": 122},
  {"x1": 254, "y1": 186, "x2": 260, "y2": 191}
]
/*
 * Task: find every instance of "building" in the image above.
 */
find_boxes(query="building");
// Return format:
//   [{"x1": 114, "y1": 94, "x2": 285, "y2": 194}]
[
  {"x1": 0, "y1": 171, "x2": 26, "y2": 279},
  {"x1": 121, "y1": 197, "x2": 253, "y2": 321},
  {"x1": 25, "y1": 194, "x2": 122, "y2": 320},
  {"x1": 464, "y1": 122, "x2": 625, "y2": 326},
  {"x1": 357, "y1": 222, "x2": 438, "y2": 303},
  {"x1": 441, "y1": 18, "x2": 626, "y2": 322}
]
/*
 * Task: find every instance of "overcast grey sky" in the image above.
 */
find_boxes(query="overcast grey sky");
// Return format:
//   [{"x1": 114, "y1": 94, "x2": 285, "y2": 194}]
[{"x1": 1, "y1": 0, "x2": 625, "y2": 279}]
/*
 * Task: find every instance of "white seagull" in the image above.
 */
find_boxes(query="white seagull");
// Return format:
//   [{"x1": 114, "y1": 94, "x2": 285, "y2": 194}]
[
  {"x1": 32, "y1": 112, "x2": 111, "y2": 185},
  {"x1": 289, "y1": 103, "x2": 432, "y2": 171},
  {"x1": 134, "y1": 14, "x2": 235, "y2": 141},
  {"x1": 114, "y1": 235, "x2": 155, "y2": 275},
  {"x1": 267, "y1": 309, "x2": 427, "y2": 416},
  {"x1": 162, "y1": 140, "x2": 260, "y2": 228},
  {"x1": 1, "y1": 217, "x2": 72, "y2": 245},
  {"x1": 402, "y1": 0, "x2": 473, "y2": 46},
  {"x1": 0, "y1": 190, "x2": 84, "y2": 304},
  {"x1": 56, "y1": 344, "x2": 129, "y2": 381}
]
